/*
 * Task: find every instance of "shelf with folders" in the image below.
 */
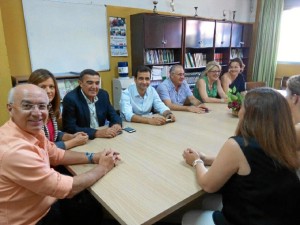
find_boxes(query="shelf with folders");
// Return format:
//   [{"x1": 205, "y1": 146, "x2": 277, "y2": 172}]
[
  {"x1": 184, "y1": 52, "x2": 207, "y2": 69},
  {"x1": 144, "y1": 49, "x2": 180, "y2": 65},
  {"x1": 184, "y1": 48, "x2": 214, "y2": 69}
]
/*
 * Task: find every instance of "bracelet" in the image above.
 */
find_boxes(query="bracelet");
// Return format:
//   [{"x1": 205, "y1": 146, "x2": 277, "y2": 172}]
[
  {"x1": 192, "y1": 158, "x2": 204, "y2": 167},
  {"x1": 85, "y1": 152, "x2": 95, "y2": 164}
]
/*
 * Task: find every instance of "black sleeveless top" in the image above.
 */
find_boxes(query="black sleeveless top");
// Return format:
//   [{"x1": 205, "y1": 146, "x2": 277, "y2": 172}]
[
  {"x1": 229, "y1": 73, "x2": 245, "y2": 93},
  {"x1": 220, "y1": 136, "x2": 300, "y2": 225}
]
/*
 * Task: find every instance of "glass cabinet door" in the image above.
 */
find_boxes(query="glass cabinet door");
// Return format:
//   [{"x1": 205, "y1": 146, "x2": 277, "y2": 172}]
[
  {"x1": 185, "y1": 19, "x2": 215, "y2": 48},
  {"x1": 215, "y1": 21, "x2": 231, "y2": 48}
]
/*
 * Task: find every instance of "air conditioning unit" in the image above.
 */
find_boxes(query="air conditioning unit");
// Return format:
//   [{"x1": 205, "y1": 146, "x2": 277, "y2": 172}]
[{"x1": 112, "y1": 77, "x2": 134, "y2": 111}]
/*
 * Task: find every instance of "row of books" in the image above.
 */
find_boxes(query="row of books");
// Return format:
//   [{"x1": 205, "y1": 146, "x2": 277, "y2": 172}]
[
  {"x1": 230, "y1": 48, "x2": 244, "y2": 59},
  {"x1": 214, "y1": 53, "x2": 224, "y2": 64},
  {"x1": 144, "y1": 49, "x2": 175, "y2": 65},
  {"x1": 151, "y1": 65, "x2": 171, "y2": 81},
  {"x1": 185, "y1": 53, "x2": 207, "y2": 68}
]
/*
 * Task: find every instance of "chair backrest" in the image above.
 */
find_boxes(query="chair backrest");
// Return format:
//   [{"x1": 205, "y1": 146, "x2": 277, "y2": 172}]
[
  {"x1": 245, "y1": 81, "x2": 266, "y2": 91},
  {"x1": 280, "y1": 76, "x2": 289, "y2": 90}
]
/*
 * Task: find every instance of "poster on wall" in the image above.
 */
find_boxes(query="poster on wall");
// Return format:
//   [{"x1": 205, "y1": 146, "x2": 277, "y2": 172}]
[{"x1": 110, "y1": 17, "x2": 128, "y2": 56}]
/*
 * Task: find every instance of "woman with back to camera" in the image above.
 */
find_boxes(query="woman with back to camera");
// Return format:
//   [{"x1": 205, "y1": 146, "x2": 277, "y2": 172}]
[
  {"x1": 193, "y1": 61, "x2": 227, "y2": 103},
  {"x1": 221, "y1": 58, "x2": 246, "y2": 94},
  {"x1": 28, "y1": 69, "x2": 88, "y2": 150},
  {"x1": 286, "y1": 75, "x2": 300, "y2": 149},
  {"x1": 182, "y1": 87, "x2": 300, "y2": 225}
]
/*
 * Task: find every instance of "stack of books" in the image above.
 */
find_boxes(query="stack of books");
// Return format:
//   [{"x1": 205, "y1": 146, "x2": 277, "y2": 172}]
[
  {"x1": 230, "y1": 48, "x2": 243, "y2": 59},
  {"x1": 185, "y1": 53, "x2": 206, "y2": 68},
  {"x1": 214, "y1": 53, "x2": 223, "y2": 64}
]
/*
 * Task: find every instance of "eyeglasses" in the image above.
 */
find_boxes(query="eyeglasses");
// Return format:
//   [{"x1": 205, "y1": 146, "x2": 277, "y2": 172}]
[
  {"x1": 209, "y1": 70, "x2": 221, "y2": 74},
  {"x1": 10, "y1": 103, "x2": 51, "y2": 112},
  {"x1": 174, "y1": 73, "x2": 185, "y2": 77}
]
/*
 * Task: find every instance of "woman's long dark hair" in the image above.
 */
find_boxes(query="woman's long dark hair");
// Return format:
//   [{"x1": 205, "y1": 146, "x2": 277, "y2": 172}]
[{"x1": 235, "y1": 87, "x2": 299, "y2": 169}]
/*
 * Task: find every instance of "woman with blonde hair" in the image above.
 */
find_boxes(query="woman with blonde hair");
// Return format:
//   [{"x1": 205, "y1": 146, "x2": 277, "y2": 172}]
[
  {"x1": 182, "y1": 87, "x2": 300, "y2": 225},
  {"x1": 193, "y1": 61, "x2": 227, "y2": 103},
  {"x1": 28, "y1": 69, "x2": 88, "y2": 150}
]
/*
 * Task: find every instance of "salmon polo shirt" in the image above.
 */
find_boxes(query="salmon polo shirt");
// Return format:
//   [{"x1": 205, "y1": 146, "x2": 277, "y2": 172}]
[{"x1": 0, "y1": 119, "x2": 73, "y2": 225}]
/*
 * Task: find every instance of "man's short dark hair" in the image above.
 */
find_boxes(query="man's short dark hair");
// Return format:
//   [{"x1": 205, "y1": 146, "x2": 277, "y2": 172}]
[
  {"x1": 79, "y1": 69, "x2": 100, "y2": 80},
  {"x1": 134, "y1": 65, "x2": 151, "y2": 78}
]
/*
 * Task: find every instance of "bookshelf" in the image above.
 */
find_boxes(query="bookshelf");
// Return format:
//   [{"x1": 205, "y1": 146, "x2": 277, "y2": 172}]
[
  {"x1": 130, "y1": 13, "x2": 253, "y2": 90},
  {"x1": 183, "y1": 18, "x2": 215, "y2": 89},
  {"x1": 130, "y1": 13, "x2": 183, "y2": 87},
  {"x1": 230, "y1": 23, "x2": 253, "y2": 77},
  {"x1": 183, "y1": 18, "x2": 253, "y2": 80}
]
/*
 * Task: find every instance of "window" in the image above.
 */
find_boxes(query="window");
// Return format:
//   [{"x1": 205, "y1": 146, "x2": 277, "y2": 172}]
[{"x1": 277, "y1": 7, "x2": 300, "y2": 63}]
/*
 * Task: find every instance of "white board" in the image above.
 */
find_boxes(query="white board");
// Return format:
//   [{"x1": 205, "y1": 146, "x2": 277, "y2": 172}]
[{"x1": 22, "y1": 0, "x2": 109, "y2": 73}]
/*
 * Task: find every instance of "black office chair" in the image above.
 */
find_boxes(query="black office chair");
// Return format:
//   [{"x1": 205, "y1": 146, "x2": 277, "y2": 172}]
[{"x1": 245, "y1": 81, "x2": 266, "y2": 91}]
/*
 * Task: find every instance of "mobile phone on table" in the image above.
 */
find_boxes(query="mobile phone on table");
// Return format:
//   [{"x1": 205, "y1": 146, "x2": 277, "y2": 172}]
[{"x1": 123, "y1": 127, "x2": 136, "y2": 133}]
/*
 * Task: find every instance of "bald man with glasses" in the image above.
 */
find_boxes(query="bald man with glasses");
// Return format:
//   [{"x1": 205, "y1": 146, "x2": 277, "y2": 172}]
[{"x1": 0, "y1": 84, "x2": 120, "y2": 225}]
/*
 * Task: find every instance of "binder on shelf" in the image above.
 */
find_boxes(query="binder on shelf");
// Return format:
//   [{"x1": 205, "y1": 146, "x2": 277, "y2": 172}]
[
  {"x1": 57, "y1": 78, "x2": 79, "y2": 100},
  {"x1": 144, "y1": 49, "x2": 175, "y2": 65},
  {"x1": 187, "y1": 52, "x2": 195, "y2": 67},
  {"x1": 151, "y1": 66, "x2": 163, "y2": 81}
]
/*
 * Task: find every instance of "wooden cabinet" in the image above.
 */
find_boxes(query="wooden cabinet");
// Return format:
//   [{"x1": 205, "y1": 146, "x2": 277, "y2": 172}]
[
  {"x1": 131, "y1": 13, "x2": 183, "y2": 85},
  {"x1": 231, "y1": 23, "x2": 243, "y2": 47},
  {"x1": 183, "y1": 19, "x2": 253, "y2": 83},
  {"x1": 144, "y1": 15, "x2": 182, "y2": 48},
  {"x1": 130, "y1": 13, "x2": 254, "y2": 87},
  {"x1": 184, "y1": 18, "x2": 216, "y2": 89},
  {"x1": 230, "y1": 23, "x2": 253, "y2": 77}
]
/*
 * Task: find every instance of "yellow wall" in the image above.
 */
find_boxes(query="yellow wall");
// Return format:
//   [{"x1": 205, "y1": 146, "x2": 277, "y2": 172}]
[
  {"x1": 274, "y1": 63, "x2": 300, "y2": 88},
  {"x1": 0, "y1": 0, "x2": 31, "y2": 75},
  {"x1": 0, "y1": 7, "x2": 12, "y2": 125}
]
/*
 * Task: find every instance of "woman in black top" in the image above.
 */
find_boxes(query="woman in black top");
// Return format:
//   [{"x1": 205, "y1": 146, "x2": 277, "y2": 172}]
[{"x1": 182, "y1": 87, "x2": 300, "y2": 225}]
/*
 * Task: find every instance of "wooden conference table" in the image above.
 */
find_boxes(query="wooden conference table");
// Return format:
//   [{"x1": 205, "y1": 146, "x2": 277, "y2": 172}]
[{"x1": 68, "y1": 103, "x2": 239, "y2": 225}]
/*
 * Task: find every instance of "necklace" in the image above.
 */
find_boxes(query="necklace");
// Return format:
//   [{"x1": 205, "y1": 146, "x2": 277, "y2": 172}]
[{"x1": 44, "y1": 111, "x2": 58, "y2": 141}]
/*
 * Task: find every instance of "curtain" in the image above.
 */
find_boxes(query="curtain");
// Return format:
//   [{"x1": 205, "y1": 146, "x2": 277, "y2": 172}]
[{"x1": 252, "y1": 0, "x2": 284, "y2": 87}]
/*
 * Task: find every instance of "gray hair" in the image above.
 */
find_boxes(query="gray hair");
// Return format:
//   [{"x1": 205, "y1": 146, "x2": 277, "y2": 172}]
[
  {"x1": 287, "y1": 75, "x2": 300, "y2": 95},
  {"x1": 8, "y1": 87, "x2": 16, "y2": 104},
  {"x1": 169, "y1": 64, "x2": 183, "y2": 75}
]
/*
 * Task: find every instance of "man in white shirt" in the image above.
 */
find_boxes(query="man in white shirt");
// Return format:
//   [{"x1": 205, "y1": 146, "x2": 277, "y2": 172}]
[{"x1": 120, "y1": 65, "x2": 175, "y2": 125}]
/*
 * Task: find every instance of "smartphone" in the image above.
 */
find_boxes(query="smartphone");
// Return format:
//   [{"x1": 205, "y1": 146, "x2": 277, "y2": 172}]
[{"x1": 123, "y1": 127, "x2": 136, "y2": 133}]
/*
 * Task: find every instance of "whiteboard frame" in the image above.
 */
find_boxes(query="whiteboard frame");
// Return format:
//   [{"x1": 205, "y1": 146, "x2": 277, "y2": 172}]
[{"x1": 22, "y1": 0, "x2": 110, "y2": 73}]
